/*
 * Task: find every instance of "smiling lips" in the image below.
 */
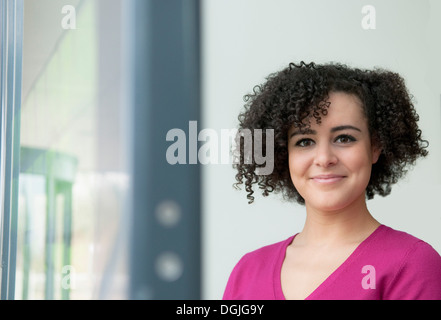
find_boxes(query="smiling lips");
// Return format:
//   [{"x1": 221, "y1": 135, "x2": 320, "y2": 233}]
[{"x1": 311, "y1": 174, "x2": 346, "y2": 184}]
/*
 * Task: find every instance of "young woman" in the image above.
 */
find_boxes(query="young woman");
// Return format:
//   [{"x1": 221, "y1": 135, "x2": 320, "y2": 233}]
[{"x1": 223, "y1": 62, "x2": 441, "y2": 300}]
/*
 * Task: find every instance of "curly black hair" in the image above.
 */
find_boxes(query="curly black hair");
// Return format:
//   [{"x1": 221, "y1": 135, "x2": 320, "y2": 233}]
[{"x1": 234, "y1": 61, "x2": 429, "y2": 204}]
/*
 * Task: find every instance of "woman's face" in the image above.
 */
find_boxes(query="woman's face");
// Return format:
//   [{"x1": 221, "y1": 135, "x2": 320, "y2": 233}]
[{"x1": 288, "y1": 91, "x2": 381, "y2": 213}]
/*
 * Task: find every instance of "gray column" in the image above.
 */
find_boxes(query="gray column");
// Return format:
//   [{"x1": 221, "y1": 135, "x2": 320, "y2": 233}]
[{"x1": 126, "y1": 0, "x2": 201, "y2": 299}]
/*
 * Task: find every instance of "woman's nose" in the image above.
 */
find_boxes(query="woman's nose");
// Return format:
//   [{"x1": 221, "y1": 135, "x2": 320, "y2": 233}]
[{"x1": 313, "y1": 143, "x2": 338, "y2": 167}]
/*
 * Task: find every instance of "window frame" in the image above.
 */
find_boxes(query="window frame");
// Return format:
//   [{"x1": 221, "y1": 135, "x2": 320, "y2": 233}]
[{"x1": 0, "y1": 0, "x2": 24, "y2": 300}]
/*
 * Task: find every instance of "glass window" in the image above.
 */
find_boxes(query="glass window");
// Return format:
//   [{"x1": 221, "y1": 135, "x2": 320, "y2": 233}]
[{"x1": 16, "y1": 0, "x2": 128, "y2": 299}]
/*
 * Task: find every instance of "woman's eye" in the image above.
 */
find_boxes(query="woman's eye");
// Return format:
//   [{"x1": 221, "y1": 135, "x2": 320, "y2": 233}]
[
  {"x1": 335, "y1": 134, "x2": 356, "y2": 144},
  {"x1": 295, "y1": 138, "x2": 315, "y2": 147}
]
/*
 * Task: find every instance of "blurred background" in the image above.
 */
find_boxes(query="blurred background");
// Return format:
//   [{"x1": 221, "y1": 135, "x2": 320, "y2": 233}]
[{"x1": 1, "y1": 0, "x2": 440, "y2": 299}]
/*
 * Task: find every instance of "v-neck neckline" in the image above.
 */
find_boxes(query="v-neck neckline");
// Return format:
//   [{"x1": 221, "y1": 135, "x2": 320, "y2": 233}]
[{"x1": 274, "y1": 224, "x2": 385, "y2": 300}]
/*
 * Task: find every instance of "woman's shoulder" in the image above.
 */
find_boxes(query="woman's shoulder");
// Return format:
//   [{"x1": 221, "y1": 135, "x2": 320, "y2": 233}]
[
  {"x1": 375, "y1": 225, "x2": 441, "y2": 299},
  {"x1": 223, "y1": 235, "x2": 294, "y2": 300},
  {"x1": 371, "y1": 225, "x2": 441, "y2": 267},
  {"x1": 231, "y1": 235, "x2": 295, "y2": 273},
  {"x1": 375, "y1": 225, "x2": 440, "y2": 255},
  {"x1": 242, "y1": 235, "x2": 295, "y2": 260}
]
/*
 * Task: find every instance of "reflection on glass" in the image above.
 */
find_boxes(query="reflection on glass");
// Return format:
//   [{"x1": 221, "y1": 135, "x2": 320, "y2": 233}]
[{"x1": 17, "y1": 0, "x2": 128, "y2": 299}]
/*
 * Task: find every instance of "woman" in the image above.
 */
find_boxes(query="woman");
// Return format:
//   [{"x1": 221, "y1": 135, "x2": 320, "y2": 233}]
[{"x1": 223, "y1": 62, "x2": 441, "y2": 300}]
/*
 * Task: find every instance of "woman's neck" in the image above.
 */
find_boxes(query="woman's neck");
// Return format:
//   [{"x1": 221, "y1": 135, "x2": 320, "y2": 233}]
[{"x1": 296, "y1": 196, "x2": 381, "y2": 247}]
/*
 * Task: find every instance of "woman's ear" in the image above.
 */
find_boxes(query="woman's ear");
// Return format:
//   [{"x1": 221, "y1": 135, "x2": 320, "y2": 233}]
[{"x1": 371, "y1": 141, "x2": 382, "y2": 164}]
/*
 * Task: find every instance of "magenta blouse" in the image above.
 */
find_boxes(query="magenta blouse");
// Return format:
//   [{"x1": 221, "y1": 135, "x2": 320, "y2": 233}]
[{"x1": 223, "y1": 225, "x2": 441, "y2": 300}]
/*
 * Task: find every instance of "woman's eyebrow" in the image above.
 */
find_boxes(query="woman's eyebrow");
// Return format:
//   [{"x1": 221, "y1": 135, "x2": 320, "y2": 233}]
[
  {"x1": 289, "y1": 125, "x2": 361, "y2": 139},
  {"x1": 331, "y1": 125, "x2": 362, "y2": 133},
  {"x1": 289, "y1": 128, "x2": 316, "y2": 139}
]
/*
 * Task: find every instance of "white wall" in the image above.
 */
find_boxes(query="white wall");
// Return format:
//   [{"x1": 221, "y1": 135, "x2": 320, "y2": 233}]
[{"x1": 201, "y1": 0, "x2": 441, "y2": 299}]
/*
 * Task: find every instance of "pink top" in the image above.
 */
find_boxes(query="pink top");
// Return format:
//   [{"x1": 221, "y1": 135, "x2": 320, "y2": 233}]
[{"x1": 223, "y1": 225, "x2": 441, "y2": 300}]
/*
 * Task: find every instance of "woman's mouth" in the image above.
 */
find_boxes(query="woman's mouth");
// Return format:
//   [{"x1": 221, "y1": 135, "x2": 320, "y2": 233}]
[{"x1": 311, "y1": 174, "x2": 346, "y2": 184}]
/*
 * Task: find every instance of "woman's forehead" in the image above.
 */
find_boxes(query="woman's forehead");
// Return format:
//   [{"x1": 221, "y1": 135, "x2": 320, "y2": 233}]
[{"x1": 288, "y1": 91, "x2": 367, "y2": 133}]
